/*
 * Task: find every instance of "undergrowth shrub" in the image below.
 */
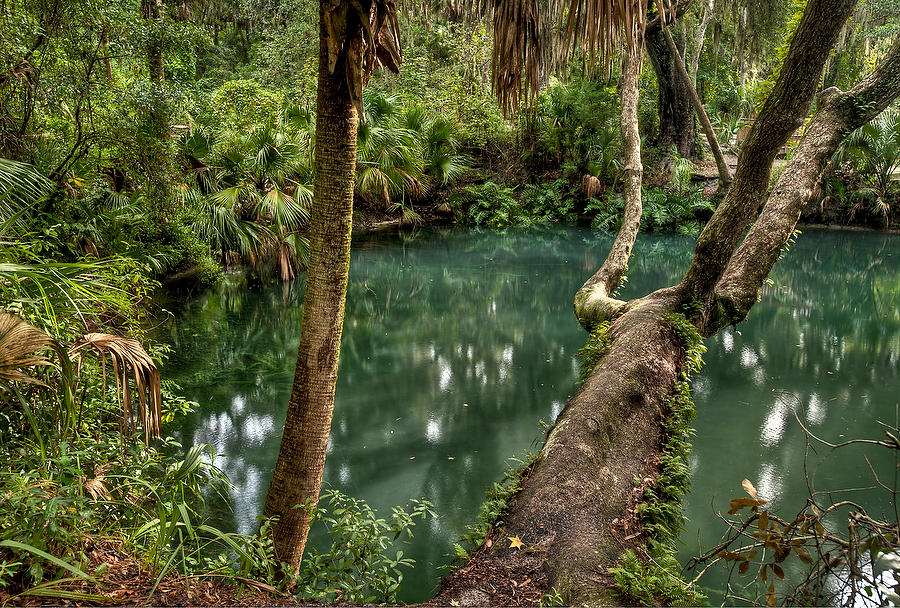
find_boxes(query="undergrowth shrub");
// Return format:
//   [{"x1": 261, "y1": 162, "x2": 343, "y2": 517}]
[
  {"x1": 296, "y1": 490, "x2": 436, "y2": 603},
  {"x1": 451, "y1": 180, "x2": 578, "y2": 227},
  {"x1": 588, "y1": 187, "x2": 714, "y2": 235}
]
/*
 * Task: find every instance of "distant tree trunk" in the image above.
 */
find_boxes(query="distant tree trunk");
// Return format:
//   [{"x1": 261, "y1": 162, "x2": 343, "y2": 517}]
[
  {"x1": 689, "y1": 0, "x2": 713, "y2": 86},
  {"x1": 262, "y1": 1, "x2": 362, "y2": 575},
  {"x1": 646, "y1": 24, "x2": 695, "y2": 166},
  {"x1": 655, "y1": 6, "x2": 732, "y2": 188},
  {"x1": 142, "y1": 0, "x2": 172, "y2": 215}
]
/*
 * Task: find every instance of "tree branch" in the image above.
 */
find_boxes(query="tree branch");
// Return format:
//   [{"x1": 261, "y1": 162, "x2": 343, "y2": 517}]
[
  {"x1": 574, "y1": 34, "x2": 644, "y2": 330},
  {"x1": 709, "y1": 36, "x2": 900, "y2": 332},
  {"x1": 679, "y1": 0, "x2": 858, "y2": 308}
]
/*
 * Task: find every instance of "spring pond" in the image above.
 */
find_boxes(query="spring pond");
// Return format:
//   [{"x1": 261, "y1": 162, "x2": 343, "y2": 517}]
[{"x1": 160, "y1": 225, "x2": 900, "y2": 603}]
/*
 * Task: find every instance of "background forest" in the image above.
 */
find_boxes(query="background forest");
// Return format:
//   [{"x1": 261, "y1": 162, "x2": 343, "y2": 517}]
[{"x1": 0, "y1": 0, "x2": 899, "y2": 603}]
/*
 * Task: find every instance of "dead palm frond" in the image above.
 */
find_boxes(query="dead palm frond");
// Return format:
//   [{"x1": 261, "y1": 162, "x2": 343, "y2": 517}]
[
  {"x1": 70, "y1": 333, "x2": 162, "y2": 442},
  {"x1": 324, "y1": 0, "x2": 403, "y2": 119},
  {"x1": 0, "y1": 311, "x2": 54, "y2": 386},
  {"x1": 492, "y1": 0, "x2": 543, "y2": 116}
]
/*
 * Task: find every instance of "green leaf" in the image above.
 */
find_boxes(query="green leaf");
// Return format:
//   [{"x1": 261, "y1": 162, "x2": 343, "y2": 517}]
[{"x1": 0, "y1": 540, "x2": 97, "y2": 584}]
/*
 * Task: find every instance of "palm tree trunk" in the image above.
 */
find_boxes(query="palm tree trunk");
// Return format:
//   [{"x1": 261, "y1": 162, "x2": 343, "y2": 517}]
[{"x1": 262, "y1": 0, "x2": 361, "y2": 575}]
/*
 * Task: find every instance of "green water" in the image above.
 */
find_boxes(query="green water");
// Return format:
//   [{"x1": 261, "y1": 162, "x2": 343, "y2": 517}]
[{"x1": 161, "y1": 226, "x2": 899, "y2": 603}]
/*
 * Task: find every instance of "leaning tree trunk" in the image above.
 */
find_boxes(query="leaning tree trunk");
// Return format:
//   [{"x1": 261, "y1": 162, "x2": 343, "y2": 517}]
[
  {"x1": 646, "y1": 24, "x2": 695, "y2": 166},
  {"x1": 654, "y1": 5, "x2": 732, "y2": 189},
  {"x1": 430, "y1": 0, "x2": 900, "y2": 604},
  {"x1": 262, "y1": 2, "x2": 362, "y2": 574}
]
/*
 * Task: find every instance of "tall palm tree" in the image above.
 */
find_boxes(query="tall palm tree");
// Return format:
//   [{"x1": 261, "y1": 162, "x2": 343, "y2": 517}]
[{"x1": 261, "y1": 0, "x2": 402, "y2": 575}]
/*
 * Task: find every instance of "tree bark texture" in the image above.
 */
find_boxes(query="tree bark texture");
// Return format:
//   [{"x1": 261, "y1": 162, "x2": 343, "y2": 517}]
[
  {"x1": 433, "y1": 2, "x2": 900, "y2": 605},
  {"x1": 654, "y1": 6, "x2": 732, "y2": 187},
  {"x1": 680, "y1": 0, "x2": 857, "y2": 307},
  {"x1": 646, "y1": 25, "x2": 695, "y2": 163},
  {"x1": 262, "y1": 1, "x2": 361, "y2": 574},
  {"x1": 713, "y1": 36, "x2": 900, "y2": 333}
]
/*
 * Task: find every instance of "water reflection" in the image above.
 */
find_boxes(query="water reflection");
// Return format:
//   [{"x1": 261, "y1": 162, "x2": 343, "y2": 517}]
[{"x1": 160, "y1": 226, "x2": 899, "y2": 603}]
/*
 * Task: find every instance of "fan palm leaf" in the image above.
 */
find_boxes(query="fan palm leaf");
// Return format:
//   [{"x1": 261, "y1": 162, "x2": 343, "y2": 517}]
[
  {"x1": 0, "y1": 312, "x2": 54, "y2": 386},
  {"x1": 70, "y1": 333, "x2": 162, "y2": 442},
  {"x1": 257, "y1": 187, "x2": 310, "y2": 232}
]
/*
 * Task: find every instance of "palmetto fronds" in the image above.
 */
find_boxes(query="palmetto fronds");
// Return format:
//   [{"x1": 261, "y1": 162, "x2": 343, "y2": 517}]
[
  {"x1": 0, "y1": 158, "x2": 50, "y2": 228},
  {"x1": 835, "y1": 109, "x2": 900, "y2": 224},
  {"x1": 181, "y1": 117, "x2": 315, "y2": 280},
  {"x1": 70, "y1": 333, "x2": 162, "y2": 442},
  {"x1": 0, "y1": 312, "x2": 54, "y2": 386},
  {"x1": 0, "y1": 312, "x2": 161, "y2": 443},
  {"x1": 357, "y1": 93, "x2": 468, "y2": 207}
]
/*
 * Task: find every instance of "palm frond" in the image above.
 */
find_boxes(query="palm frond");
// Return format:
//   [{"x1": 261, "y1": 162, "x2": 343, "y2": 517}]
[
  {"x1": 492, "y1": 0, "x2": 543, "y2": 115},
  {"x1": 70, "y1": 333, "x2": 162, "y2": 442},
  {"x1": 0, "y1": 312, "x2": 54, "y2": 386},
  {"x1": 0, "y1": 158, "x2": 50, "y2": 227}
]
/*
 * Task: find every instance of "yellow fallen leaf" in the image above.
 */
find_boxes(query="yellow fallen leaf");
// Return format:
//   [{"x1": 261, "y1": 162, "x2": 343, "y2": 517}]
[{"x1": 508, "y1": 535, "x2": 524, "y2": 549}]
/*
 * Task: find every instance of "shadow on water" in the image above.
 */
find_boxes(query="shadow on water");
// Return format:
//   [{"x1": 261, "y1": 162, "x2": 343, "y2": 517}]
[{"x1": 159, "y1": 226, "x2": 899, "y2": 603}]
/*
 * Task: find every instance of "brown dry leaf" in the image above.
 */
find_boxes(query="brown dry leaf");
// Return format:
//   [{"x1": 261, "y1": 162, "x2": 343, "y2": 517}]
[
  {"x1": 766, "y1": 582, "x2": 777, "y2": 607},
  {"x1": 84, "y1": 464, "x2": 111, "y2": 500},
  {"x1": 0, "y1": 312, "x2": 55, "y2": 386},
  {"x1": 728, "y1": 497, "x2": 767, "y2": 515},
  {"x1": 794, "y1": 546, "x2": 813, "y2": 564},
  {"x1": 70, "y1": 333, "x2": 161, "y2": 442},
  {"x1": 742, "y1": 478, "x2": 759, "y2": 500}
]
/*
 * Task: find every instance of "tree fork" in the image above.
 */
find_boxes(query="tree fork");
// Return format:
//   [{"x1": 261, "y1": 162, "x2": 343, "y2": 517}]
[{"x1": 433, "y1": 0, "x2": 900, "y2": 604}]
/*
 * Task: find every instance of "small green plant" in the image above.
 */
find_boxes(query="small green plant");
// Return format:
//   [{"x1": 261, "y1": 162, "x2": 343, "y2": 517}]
[
  {"x1": 451, "y1": 182, "x2": 522, "y2": 228},
  {"x1": 454, "y1": 452, "x2": 538, "y2": 560},
  {"x1": 588, "y1": 187, "x2": 714, "y2": 236},
  {"x1": 296, "y1": 490, "x2": 436, "y2": 604},
  {"x1": 538, "y1": 586, "x2": 566, "y2": 607},
  {"x1": 518, "y1": 179, "x2": 578, "y2": 225},
  {"x1": 576, "y1": 321, "x2": 612, "y2": 383},
  {"x1": 610, "y1": 548, "x2": 701, "y2": 607}
]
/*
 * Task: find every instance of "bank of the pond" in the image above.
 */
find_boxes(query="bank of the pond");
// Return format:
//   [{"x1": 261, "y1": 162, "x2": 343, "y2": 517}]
[{"x1": 162, "y1": 225, "x2": 899, "y2": 605}]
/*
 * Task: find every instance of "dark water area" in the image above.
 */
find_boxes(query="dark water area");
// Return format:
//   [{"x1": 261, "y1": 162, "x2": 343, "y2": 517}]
[{"x1": 159, "y1": 226, "x2": 899, "y2": 603}]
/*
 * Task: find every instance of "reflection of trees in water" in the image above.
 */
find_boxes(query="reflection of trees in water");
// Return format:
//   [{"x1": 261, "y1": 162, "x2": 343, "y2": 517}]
[
  {"x1": 681, "y1": 229, "x2": 900, "y2": 597},
  {"x1": 158, "y1": 226, "x2": 899, "y2": 594}
]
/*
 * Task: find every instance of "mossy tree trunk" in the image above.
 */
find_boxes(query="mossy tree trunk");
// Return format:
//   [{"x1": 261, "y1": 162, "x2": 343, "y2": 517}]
[
  {"x1": 262, "y1": 1, "x2": 362, "y2": 575},
  {"x1": 261, "y1": 0, "x2": 401, "y2": 576},
  {"x1": 433, "y1": 2, "x2": 900, "y2": 604},
  {"x1": 646, "y1": 24, "x2": 695, "y2": 165}
]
